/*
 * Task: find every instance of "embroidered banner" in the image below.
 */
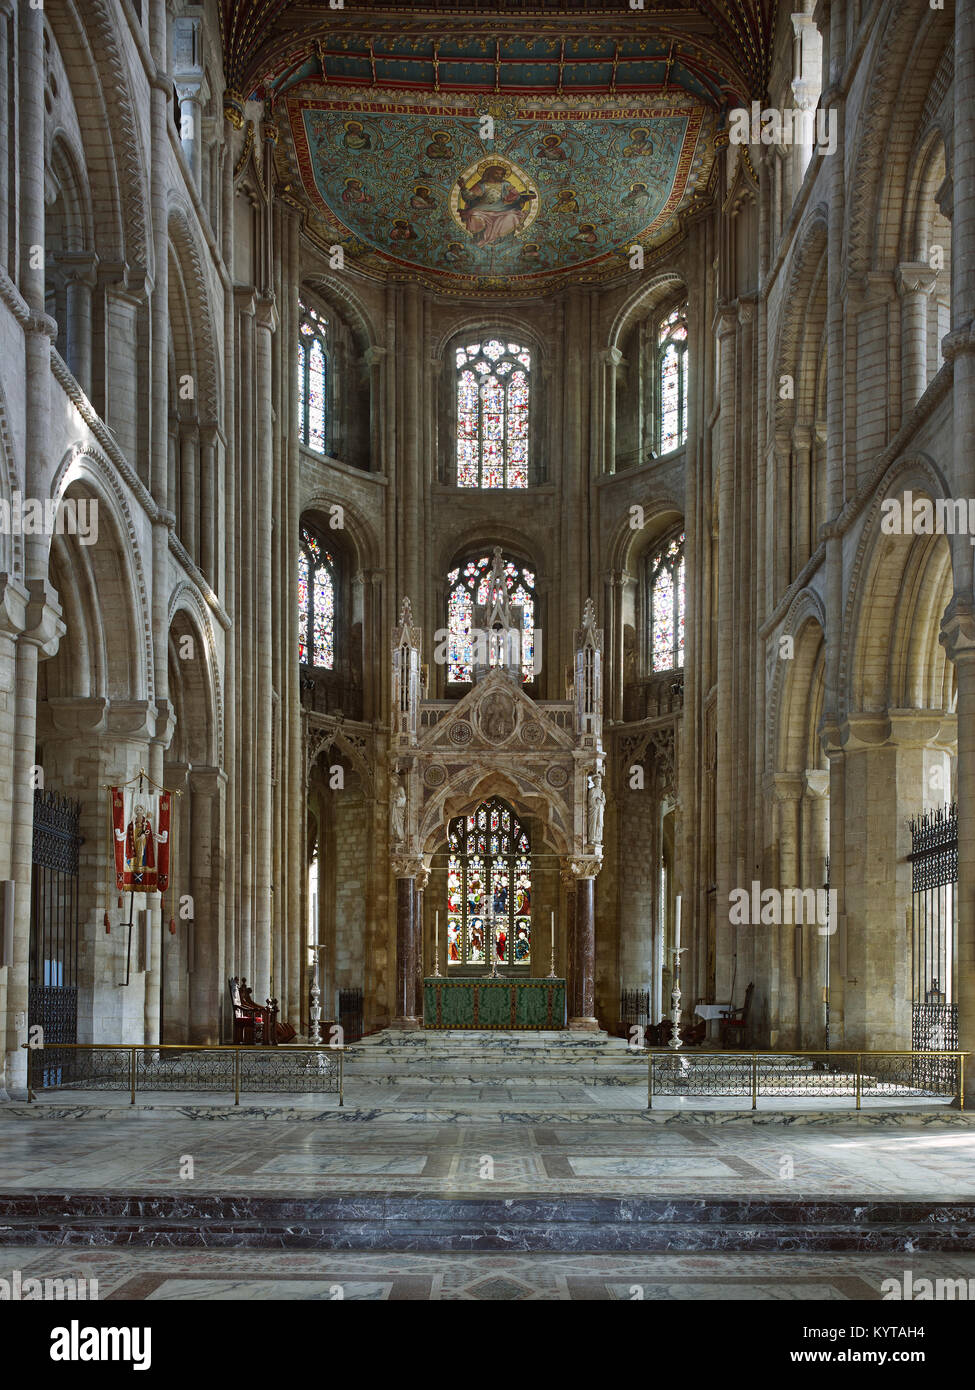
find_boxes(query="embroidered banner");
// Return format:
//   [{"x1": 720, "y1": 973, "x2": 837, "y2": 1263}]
[{"x1": 111, "y1": 787, "x2": 172, "y2": 894}]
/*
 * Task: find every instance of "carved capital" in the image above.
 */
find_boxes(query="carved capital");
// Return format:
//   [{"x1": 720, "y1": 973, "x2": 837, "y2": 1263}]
[
  {"x1": 941, "y1": 597, "x2": 975, "y2": 663},
  {"x1": 772, "y1": 773, "x2": 804, "y2": 804},
  {"x1": 565, "y1": 855, "x2": 602, "y2": 880},
  {"x1": 804, "y1": 769, "x2": 830, "y2": 799},
  {"x1": 22, "y1": 579, "x2": 65, "y2": 658},
  {"x1": 391, "y1": 854, "x2": 424, "y2": 879},
  {"x1": 896, "y1": 261, "x2": 939, "y2": 297},
  {"x1": 256, "y1": 294, "x2": 279, "y2": 335},
  {"x1": 0, "y1": 574, "x2": 28, "y2": 642}
]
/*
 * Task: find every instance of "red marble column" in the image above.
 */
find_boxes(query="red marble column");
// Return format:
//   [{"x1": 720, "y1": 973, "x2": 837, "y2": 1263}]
[
  {"x1": 569, "y1": 865, "x2": 600, "y2": 1031},
  {"x1": 393, "y1": 874, "x2": 419, "y2": 1027}
]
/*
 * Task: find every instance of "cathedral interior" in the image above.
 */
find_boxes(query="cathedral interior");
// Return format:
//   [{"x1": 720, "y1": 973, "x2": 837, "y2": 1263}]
[{"x1": 1, "y1": 0, "x2": 975, "y2": 1321}]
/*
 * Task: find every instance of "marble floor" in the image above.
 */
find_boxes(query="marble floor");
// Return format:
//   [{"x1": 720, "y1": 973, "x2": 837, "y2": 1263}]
[
  {"x1": 14, "y1": 1085, "x2": 962, "y2": 1115},
  {"x1": 1, "y1": 1110, "x2": 975, "y2": 1197},
  {"x1": 4, "y1": 1245, "x2": 975, "y2": 1300}
]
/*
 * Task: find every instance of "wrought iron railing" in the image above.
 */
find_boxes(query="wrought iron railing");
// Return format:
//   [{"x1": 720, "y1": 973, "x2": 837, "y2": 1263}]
[
  {"x1": 620, "y1": 988, "x2": 650, "y2": 1031},
  {"x1": 646, "y1": 1050, "x2": 967, "y2": 1109},
  {"x1": 23, "y1": 1044, "x2": 344, "y2": 1106}
]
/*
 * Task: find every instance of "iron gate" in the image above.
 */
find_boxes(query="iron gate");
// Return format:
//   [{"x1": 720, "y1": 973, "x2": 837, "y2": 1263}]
[
  {"x1": 909, "y1": 804, "x2": 957, "y2": 1090},
  {"x1": 28, "y1": 789, "x2": 82, "y2": 1086}
]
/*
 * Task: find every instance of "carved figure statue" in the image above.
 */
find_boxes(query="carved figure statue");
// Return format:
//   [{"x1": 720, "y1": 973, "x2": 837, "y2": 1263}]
[
  {"x1": 587, "y1": 774, "x2": 606, "y2": 848},
  {"x1": 391, "y1": 778, "x2": 407, "y2": 843}
]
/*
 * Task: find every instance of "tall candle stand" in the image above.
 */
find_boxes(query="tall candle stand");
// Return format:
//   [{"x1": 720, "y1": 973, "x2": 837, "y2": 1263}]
[
  {"x1": 307, "y1": 943, "x2": 326, "y2": 1044},
  {"x1": 432, "y1": 910, "x2": 441, "y2": 977},
  {"x1": 488, "y1": 911, "x2": 500, "y2": 977},
  {"x1": 667, "y1": 945, "x2": 687, "y2": 1051},
  {"x1": 546, "y1": 909, "x2": 557, "y2": 978}
]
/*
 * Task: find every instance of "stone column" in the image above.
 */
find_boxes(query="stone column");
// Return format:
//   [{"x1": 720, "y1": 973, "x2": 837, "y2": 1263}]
[
  {"x1": 601, "y1": 347, "x2": 623, "y2": 474},
  {"x1": 414, "y1": 867, "x2": 428, "y2": 1026},
  {"x1": 771, "y1": 775, "x2": 803, "y2": 1048},
  {"x1": 59, "y1": 252, "x2": 98, "y2": 399},
  {"x1": 837, "y1": 711, "x2": 952, "y2": 1050},
  {"x1": 713, "y1": 306, "x2": 738, "y2": 1003},
  {"x1": 187, "y1": 767, "x2": 227, "y2": 1042},
  {"x1": 897, "y1": 262, "x2": 937, "y2": 412},
  {"x1": 0, "y1": 2, "x2": 11, "y2": 277},
  {"x1": 198, "y1": 425, "x2": 218, "y2": 583},
  {"x1": 254, "y1": 296, "x2": 278, "y2": 996},
  {"x1": 937, "y1": 0, "x2": 975, "y2": 1094},
  {"x1": 179, "y1": 420, "x2": 200, "y2": 564},
  {"x1": 390, "y1": 855, "x2": 423, "y2": 1027},
  {"x1": 798, "y1": 770, "x2": 830, "y2": 1043},
  {"x1": 792, "y1": 425, "x2": 813, "y2": 574},
  {"x1": 941, "y1": 612, "x2": 975, "y2": 1086},
  {"x1": 567, "y1": 857, "x2": 601, "y2": 1030}
]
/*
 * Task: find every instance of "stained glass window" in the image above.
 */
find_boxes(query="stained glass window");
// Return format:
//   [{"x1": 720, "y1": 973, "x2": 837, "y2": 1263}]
[
  {"x1": 456, "y1": 339, "x2": 531, "y2": 488},
  {"x1": 446, "y1": 552, "x2": 536, "y2": 684},
  {"x1": 298, "y1": 301, "x2": 329, "y2": 455},
  {"x1": 658, "y1": 306, "x2": 688, "y2": 454},
  {"x1": 298, "y1": 524, "x2": 335, "y2": 669},
  {"x1": 648, "y1": 530, "x2": 685, "y2": 673},
  {"x1": 446, "y1": 798, "x2": 531, "y2": 970}
]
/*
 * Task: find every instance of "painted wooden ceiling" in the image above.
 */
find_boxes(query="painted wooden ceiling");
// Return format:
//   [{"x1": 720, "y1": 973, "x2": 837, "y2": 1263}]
[{"x1": 219, "y1": 2, "x2": 775, "y2": 293}]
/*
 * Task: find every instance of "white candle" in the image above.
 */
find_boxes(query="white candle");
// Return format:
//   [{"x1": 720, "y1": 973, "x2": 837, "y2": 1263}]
[{"x1": 675, "y1": 894, "x2": 681, "y2": 952}]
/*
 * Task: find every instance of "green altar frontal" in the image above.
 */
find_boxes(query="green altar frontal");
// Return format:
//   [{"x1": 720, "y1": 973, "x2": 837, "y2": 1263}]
[{"x1": 423, "y1": 977, "x2": 567, "y2": 1030}]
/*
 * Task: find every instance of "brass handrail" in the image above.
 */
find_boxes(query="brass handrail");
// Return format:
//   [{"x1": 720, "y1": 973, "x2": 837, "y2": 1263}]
[
  {"x1": 20, "y1": 1042, "x2": 346, "y2": 1108},
  {"x1": 644, "y1": 1048, "x2": 971, "y2": 1110}
]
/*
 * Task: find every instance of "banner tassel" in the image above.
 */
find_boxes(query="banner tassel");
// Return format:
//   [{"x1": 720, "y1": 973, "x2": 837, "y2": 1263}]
[
  {"x1": 104, "y1": 912, "x2": 111, "y2": 935},
  {"x1": 169, "y1": 917, "x2": 176, "y2": 936}
]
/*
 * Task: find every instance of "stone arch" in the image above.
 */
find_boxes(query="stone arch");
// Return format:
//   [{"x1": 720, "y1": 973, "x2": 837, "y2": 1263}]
[
  {"x1": 45, "y1": 0, "x2": 150, "y2": 276},
  {"x1": 300, "y1": 490, "x2": 383, "y2": 574},
  {"x1": 769, "y1": 594, "x2": 827, "y2": 775},
  {"x1": 434, "y1": 313, "x2": 548, "y2": 369},
  {"x1": 168, "y1": 202, "x2": 220, "y2": 425},
  {"x1": 301, "y1": 273, "x2": 379, "y2": 354},
  {"x1": 772, "y1": 211, "x2": 828, "y2": 430},
  {"x1": 847, "y1": 2, "x2": 953, "y2": 277},
  {"x1": 48, "y1": 445, "x2": 154, "y2": 703},
  {"x1": 609, "y1": 499, "x2": 685, "y2": 575},
  {"x1": 845, "y1": 459, "x2": 955, "y2": 715},
  {"x1": 607, "y1": 270, "x2": 687, "y2": 352},
  {"x1": 47, "y1": 132, "x2": 93, "y2": 254},
  {"x1": 0, "y1": 381, "x2": 22, "y2": 581},
  {"x1": 42, "y1": 476, "x2": 149, "y2": 705},
  {"x1": 439, "y1": 525, "x2": 545, "y2": 587},
  {"x1": 418, "y1": 766, "x2": 572, "y2": 859},
  {"x1": 168, "y1": 584, "x2": 223, "y2": 768}
]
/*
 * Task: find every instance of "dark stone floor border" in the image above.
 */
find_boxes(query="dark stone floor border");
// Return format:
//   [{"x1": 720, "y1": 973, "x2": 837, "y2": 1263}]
[{"x1": 0, "y1": 1192, "x2": 972, "y2": 1252}]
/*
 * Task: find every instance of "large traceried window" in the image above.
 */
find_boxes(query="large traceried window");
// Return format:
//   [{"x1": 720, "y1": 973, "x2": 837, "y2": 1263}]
[
  {"x1": 456, "y1": 339, "x2": 531, "y2": 488},
  {"x1": 648, "y1": 530, "x2": 685, "y2": 673},
  {"x1": 658, "y1": 306, "x2": 688, "y2": 454},
  {"x1": 298, "y1": 524, "x2": 335, "y2": 669},
  {"x1": 298, "y1": 300, "x2": 329, "y2": 455},
  {"x1": 446, "y1": 552, "x2": 535, "y2": 684},
  {"x1": 447, "y1": 799, "x2": 532, "y2": 972}
]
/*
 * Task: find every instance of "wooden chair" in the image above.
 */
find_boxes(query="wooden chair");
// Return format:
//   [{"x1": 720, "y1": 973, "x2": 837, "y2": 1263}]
[
  {"x1": 719, "y1": 982, "x2": 754, "y2": 1048},
  {"x1": 229, "y1": 977, "x2": 278, "y2": 1045}
]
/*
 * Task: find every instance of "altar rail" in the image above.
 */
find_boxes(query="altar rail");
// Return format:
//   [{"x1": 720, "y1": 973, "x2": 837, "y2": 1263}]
[
  {"x1": 646, "y1": 1049, "x2": 968, "y2": 1109},
  {"x1": 23, "y1": 1043, "x2": 344, "y2": 1106}
]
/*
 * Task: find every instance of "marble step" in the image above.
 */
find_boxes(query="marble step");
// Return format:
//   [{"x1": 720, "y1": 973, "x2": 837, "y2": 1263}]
[{"x1": 3, "y1": 1192, "x2": 972, "y2": 1252}]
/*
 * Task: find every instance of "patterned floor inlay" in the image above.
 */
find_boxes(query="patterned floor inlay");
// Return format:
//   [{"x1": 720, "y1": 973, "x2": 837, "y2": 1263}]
[
  {"x1": 1, "y1": 1111, "x2": 974, "y2": 1196},
  {"x1": 5, "y1": 1247, "x2": 975, "y2": 1301}
]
